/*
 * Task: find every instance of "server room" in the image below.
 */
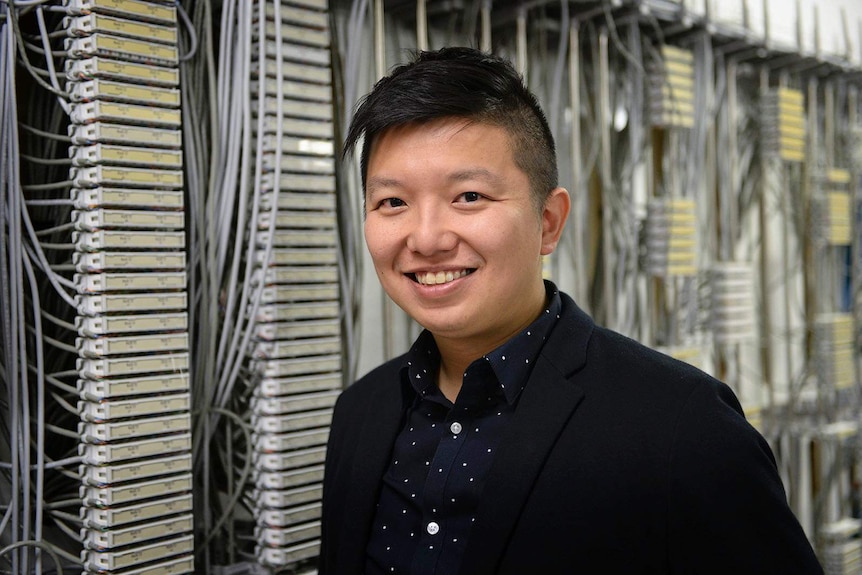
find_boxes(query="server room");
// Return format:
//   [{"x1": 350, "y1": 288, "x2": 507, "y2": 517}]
[{"x1": 2, "y1": 0, "x2": 862, "y2": 573}]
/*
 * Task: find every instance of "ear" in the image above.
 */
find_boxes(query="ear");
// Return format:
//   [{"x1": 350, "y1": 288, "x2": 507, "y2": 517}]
[{"x1": 540, "y1": 187, "x2": 570, "y2": 255}]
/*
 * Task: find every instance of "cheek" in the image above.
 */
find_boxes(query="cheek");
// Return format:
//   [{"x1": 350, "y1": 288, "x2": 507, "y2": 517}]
[{"x1": 364, "y1": 222, "x2": 398, "y2": 266}]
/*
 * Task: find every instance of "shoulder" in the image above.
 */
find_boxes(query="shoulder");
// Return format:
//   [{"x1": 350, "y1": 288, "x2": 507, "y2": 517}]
[
  {"x1": 331, "y1": 353, "x2": 408, "y2": 429},
  {"x1": 554, "y1": 292, "x2": 737, "y2": 411},
  {"x1": 338, "y1": 353, "x2": 406, "y2": 403},
  {"x1": 549, "y1": 294, "x2": 748, "y2": 448}
]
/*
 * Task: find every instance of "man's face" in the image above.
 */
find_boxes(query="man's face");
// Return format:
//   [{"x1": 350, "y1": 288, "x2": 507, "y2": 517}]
[{"x1": 364, "y1": 117, "x2": 563, "y2": 351}]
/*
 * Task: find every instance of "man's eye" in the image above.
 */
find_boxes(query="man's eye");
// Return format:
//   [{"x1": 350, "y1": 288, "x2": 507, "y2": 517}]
[
  {"x1": 460, "y1": 192, "x2": 481, "y2": 202},
  {"x1": 381, "y1": 198, "x2": 406, "y2": 208}
]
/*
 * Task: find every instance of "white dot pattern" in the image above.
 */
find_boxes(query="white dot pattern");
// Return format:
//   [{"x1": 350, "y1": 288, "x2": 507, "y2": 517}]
[{"x1": 365, "y1": 284, "x2": 562, "y2": 575}]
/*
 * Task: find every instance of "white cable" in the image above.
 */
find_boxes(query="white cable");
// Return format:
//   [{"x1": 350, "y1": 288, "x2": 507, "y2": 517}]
[{"x1": 35, "y1": 6, "x2": 69, "y2": 115}]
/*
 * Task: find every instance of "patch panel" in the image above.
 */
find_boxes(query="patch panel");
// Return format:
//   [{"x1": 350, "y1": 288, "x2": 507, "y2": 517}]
[
  {"x1": 76, "y1": 311, "x2": 187, "y2": 336},
  {"x1": 66, "y1": 56, "x2": 179, "y2": 87},
  {"x1": 255, "y1": 301, "x2": 338, "y2": 322},
  {"x1": 65, "y1": 0, "x2": 178, "y2": 26},
  {"x1": 66, "y1": 34, "x2": 178, "y2": 66},
  {"x1": 64, "y1": 6, "x2": 192, "y2": 574},
  {"x1": 249, "y1": 3, "x2": 337, "y2": 568},
  {"x1": 259, "y1": 283, "x2": 338, "y2": 304},
  {"x1": 80, "y1": 434, "x2": 192, "y2": 465},
  {"x1": 812, "y1": 169, "x2": 853, "y2": 246},
  {"x1": 252, "y1": 337, "x2": 341, "y2": 359},
  {"x1": 645, "y1": 198, "x2": 697, "y2": 277},
  {"x1": 649, "y1": 45, "x2": 695, "y2": 129},
  {"x1": 254, "y1": 40, "x2": 329, "y2": 67},
  {"x1": 815, "y1": 314, "x2": 855, "y2": 391},
  {"x1": 70, "y1": 79, "x2": 181, "y2": 107},
  {"x1": 254, "y1": 465, "x2": 325, "y2": 491},
  {"x1": 254, "y1": 372, "x2": 342, "y2": 395},
  {"x1": 66, "y1": 13, "x2": 178, "y2": 44},
  {"x1": 762, "y1": 87, "x2": 806, "y2": 163},
  {"x1": 261, "y1": 153, "x2": 333, "y2": 174},
  {"x1": 72, "y1": 144, "x2": 183, "y2": 168},
  {"x1": 71, "y1": 123, "x2": 182, "y2": 148},
  {"x1": 74, "y1": 252, "x2": 186, "y2": 273},
  {"x1": 255, "y1": 521, "x2": 320, "y2": 546},
  {"x1": 78, "y1": 352, "x2": 190, "y2": 379},
  {"x1": 267, "y1": 173, "x2": 335, "y2": 193},
  {"x1": 80, "y1": 453, "x2": 192, "y2": 486},
  {"x1": 73, "y1": 187, "x2": 184, "y2": 209},
  {"x1": 79, "y1": 393, "x2": 191, "y2": 422},
  {"x1": 257, "y1": 541, "x2": 320, "y2": 568},
  {"x1": 263, "y1": 3, "x2": 328, "y2": 29},
  {"x1": 255, "y1": 448, "x2": 328, "y2": 474},
  {"x1": 710, "y1": 262, "x2": 755, "y2": 344},
  {"x1": 253, "y1": 265, "x2": 338, "y2": 285},
  {"x1": 254, "y1": 318, "x2": 339, "y2": 341},
  {"x1": 253, "y1": 355, "x2": 340, "y2": 379},
  {"x1": 254, "y1": 428, "x2": 330, "y2": 453},
  {"x1": 256, "y1": 502, "x2": 322, "y2": 528},
  {"x1": 77, "y1": 332, "x2": 189, "y2": 357},
  {"x1": 87, "y1": 556, "x2": 193, "y2": 575},
  {"x1": 253, "y1": 248, "x2": 337, "y2": 267},
  {"x1": 80, "y1": 412, "x2": 190, "y2": 442},
  {"x1": 259, "y1": 20, "x2": 329, "y2": 48},
  {"x1": 259, "y1": 265, "x2": 338, "y2": 285},
  {"x1": 251, "y1": 409, "x2": 333, "y2": 435},
  {"x1": 75, "y1": 271, "x2": 187, "y2": 293},
  {"x1": 83, "y1": 534, "x2": 193, "y2": 571},
  {"x1": 252, "y1": 390, "x2": 340, "y2": 416},
  {"x1": 77, "y1": 292, "x2": 187, "y2": 316},
  {"x1": 71, "y1": 165, "x2": 184, "y2": 189},
  {"x1": 257, "y1": 58, "x2": 331, "y2": 84},
  {"x1": 82, "y1": 473, "x2": 193, "y2": 508},
  {"x1": 251, "y1": 78, "x2": 332, "y2": 103},
  {"x1": 75, "y1": 230, "x2": 186, "y2": 252},
  {"x1": 257, "y1": 210, "x2": 336, "y2": 230},
  {"x1": 83, "y1": 514, "x2": 193, "y2": 550},
  {"x1": 78, "y1": 372, "x2": 190, "y2": 401},
  {"x1": 70, "y1": 100, "x2": 182, "y2": 128},
  {"x1": 74, "y1": 208, "x2": 185, "y2": 231},
  {"x1": 274, "y1": 116, "x2": 333, "y2": 139},
  {"x1": 259, "y1": 191, "x2": 335, "y2": 212},
  {"x1": 256, "y1": 230, "x2": 337, "y2": 249},
  {"x1": 259, "y1": 134, "x2": 332, "y2": 156},
  {"x1": 258, "y1": 97, "x2": 334, "y2": 120}
]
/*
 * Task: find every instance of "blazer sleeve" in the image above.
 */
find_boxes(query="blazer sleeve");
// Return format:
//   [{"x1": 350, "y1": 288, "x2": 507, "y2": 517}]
[
  {"x1": 319, "y1": 388, "x2": 353, "y2": 574},
  {"x1": 667, "y1": 381, "x2": 823, "y2": 574}
]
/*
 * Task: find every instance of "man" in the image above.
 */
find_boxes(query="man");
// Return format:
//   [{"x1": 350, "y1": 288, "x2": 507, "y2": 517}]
[{"x1": 321, "y1": 47, "x2": 822, "y2": 574}]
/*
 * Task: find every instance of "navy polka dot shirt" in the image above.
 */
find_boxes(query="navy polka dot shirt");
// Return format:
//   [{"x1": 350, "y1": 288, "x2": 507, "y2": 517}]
[{"x1": 365, "y1": 284, "x2": 562, "y2": 574}]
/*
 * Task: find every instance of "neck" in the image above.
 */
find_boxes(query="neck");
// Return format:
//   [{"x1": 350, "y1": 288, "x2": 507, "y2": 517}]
[{"x1": 433, "y1": 284, "x2": 548, "y2": 403}]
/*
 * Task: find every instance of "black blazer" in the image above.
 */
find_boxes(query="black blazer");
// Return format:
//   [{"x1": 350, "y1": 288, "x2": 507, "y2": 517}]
[{"x1": 321, "y1": 293, "x2": 823, "y2": 574}]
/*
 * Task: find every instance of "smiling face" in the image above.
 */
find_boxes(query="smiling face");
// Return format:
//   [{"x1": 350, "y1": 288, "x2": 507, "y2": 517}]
[{"x1": 364, "y1": 117, "x2": 569, "y2": 356}]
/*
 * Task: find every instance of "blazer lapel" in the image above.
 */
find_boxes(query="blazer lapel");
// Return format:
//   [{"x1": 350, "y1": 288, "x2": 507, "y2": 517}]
[
  {"x1": 336, "y1": 378, "x2": 410, "y2": 574},
  {"x1": 458, "y1": 295, "x2": 593, "y2": 575}
]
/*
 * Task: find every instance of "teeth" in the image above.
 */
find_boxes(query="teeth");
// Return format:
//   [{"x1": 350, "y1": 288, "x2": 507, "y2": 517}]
[{"x1": 416, "y1": 269, "x2": 470, "y2": 285}]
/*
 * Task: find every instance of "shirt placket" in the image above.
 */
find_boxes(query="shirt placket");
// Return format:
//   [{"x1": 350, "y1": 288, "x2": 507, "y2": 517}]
[{"x1": 411, "y1": 405, "x2": 472, "y2": 575}]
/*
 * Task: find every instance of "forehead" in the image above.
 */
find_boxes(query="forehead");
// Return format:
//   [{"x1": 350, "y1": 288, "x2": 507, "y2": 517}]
[{"x1": 366, "y1": 118, "x2": 516, "y2": 176}]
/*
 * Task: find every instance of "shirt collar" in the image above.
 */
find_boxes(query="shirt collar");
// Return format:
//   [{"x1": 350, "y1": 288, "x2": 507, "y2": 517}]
[{"x1": 401, "y1": 281, "x2": 562, "y2": 406}]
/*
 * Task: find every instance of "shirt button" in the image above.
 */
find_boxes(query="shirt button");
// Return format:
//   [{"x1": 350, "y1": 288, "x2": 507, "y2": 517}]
[
  {"x1": 427, "y1": 522, "x2": 440, "y2": 535},
  {"x1": 450, "y1": 422, "x2": 462, "y2": 434}
]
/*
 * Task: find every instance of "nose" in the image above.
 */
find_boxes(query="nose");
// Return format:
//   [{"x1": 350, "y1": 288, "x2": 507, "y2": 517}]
[{"x1": 405, "y1": 206, "x2": 458, "y2": 256}]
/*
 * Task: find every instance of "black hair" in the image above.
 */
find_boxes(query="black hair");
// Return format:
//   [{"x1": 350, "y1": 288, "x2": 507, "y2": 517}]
[{"x1": 343, "y1": 47, "x2": 558, "y2": 211}]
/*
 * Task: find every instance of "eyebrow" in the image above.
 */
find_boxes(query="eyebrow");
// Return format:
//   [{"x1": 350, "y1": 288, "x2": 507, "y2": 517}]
[
  {"x1": 366, "y1": 176, "x2": 402, "y2": 196},
  {"x1": 367, "y1": 168, "x2": 502, "y2": 195},
  {"x1": 447, "y1": 168, "x2": 501, "y2": 184}
]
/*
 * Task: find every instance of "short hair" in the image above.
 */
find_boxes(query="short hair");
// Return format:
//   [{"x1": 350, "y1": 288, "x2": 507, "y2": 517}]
[{"x1": 343, "y1": 47, "x2": 558, "y2": 211}]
